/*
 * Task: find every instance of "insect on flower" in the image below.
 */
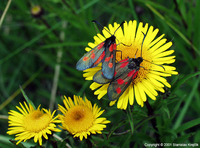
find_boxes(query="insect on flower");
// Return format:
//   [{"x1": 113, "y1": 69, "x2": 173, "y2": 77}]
[
  {"x1": 93, "y1": 33, "x2": 165, "y2": 101},
  {"x1": 76, "y1": 21, "x2": 125, "y2": 79}
]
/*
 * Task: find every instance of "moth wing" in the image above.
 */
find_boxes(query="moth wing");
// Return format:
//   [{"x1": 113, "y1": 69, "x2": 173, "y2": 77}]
[
  {"x1": 92, "y1": 51, "x2": 105, "y2": 67},
  {"x1": 102, "y1": 43, "x2": 116, "y2": 79},
  {"x1": 107, "y1": 69, "x2": 138, "y2": 101},
  {"x1": 76, "y1": 42, "x2": 105, "y2": 71},
  {"x1": 93, "y1": 58, "x2": 130, "y2": 84},
  {"x1": 114, "y1": 58, "x2": 130, "y2": 78},
  {"x1": 93, "y1": 70, "x2": 111, "y2": 84}
]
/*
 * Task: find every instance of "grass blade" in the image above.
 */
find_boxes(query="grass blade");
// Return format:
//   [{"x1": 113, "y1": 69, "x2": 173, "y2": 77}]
[{"x1": 173, "y1": 76, "x2": 200, "y2": 130}]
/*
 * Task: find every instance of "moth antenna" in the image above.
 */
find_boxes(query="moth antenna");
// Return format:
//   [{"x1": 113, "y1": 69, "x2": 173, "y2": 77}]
[
  {"x1": 113, "y1": 21, "x2": 125, "y2": 35},
  {"x1": 141, "y1": 32, "x2": 146, "y2": 57},
  {"x1": 135, "y1": 49, "x2": 138, "y2": 57},
  {"x1": 92, "y1": 20, "x2": 112, "y2": 36},
  {"x1": 140, "y1": 32, "x2": 165, "y2": 71},
  {"x1": 119, "y1": 42, "x2": 132, "y2": 47},
  {"x1": 143, "y1": 59, "x2": 165, "y2": 71},
  {"x1": 170, "y1": 37, "x2": 174, "y2": 42}
]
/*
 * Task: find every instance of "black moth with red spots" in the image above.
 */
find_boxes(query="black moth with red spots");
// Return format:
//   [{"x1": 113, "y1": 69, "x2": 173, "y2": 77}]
[
  {"x1": 76, "y1": 21, "x2": 125, "y2": 79},
  {"x1": 93, "y1": 57, "x2": 143, "y2": 101}
]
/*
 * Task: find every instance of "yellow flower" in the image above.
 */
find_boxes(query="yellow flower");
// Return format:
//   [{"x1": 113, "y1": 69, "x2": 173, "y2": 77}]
[
  {"x1": 83, "y1": 20, "x2": 178, "y2": 110},
  {"x1": 58, "y1": 95, "x2": 110, "y2": 141},
  {"x1": 7, "y1": 102, "x2": 61, "y2": 146}
]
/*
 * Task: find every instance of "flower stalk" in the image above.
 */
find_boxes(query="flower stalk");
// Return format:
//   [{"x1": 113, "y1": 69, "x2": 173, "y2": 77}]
[{"x1": 145, "y1": 101, "x2": 162, "y2": 147}]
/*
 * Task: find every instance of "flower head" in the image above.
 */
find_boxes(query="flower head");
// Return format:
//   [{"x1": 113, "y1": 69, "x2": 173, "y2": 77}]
[
  {"x1": 83, "y1": 20, "x2": 178, "y2": 110},
  {"x1": 58, "y1": 95, "x2": 110, "y2": 141},
  {"x1": 7, "y1": 102, "x2": 61, "y2": 146}
]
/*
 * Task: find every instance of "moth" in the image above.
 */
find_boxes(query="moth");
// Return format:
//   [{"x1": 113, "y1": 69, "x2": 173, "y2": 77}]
[
  {"x1": 93, "y1": 33, "x2": 164, "y2": 101},
  {"x1": 93, "y1": 57, "x2": 143, "y2": 100},
  {"x1": 76, "y1": 21, "x2": 125, "y2": 79}
]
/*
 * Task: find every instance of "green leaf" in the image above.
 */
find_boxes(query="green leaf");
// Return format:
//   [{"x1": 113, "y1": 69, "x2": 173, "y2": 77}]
[
  {"x1": 128, "y1": 0, "x2": 138, "y2": 21},
  {"x1": 145, "y1": 3, "x2": 200, "y2": 56},
  {"x1": 173, "y1": 76, "x2": 200, "y2": 130},
  {"x1": 173, "y1": 133, "x2": 193, "y2": 143},
  {"x1": 20, "y1": 86, "x2": 36, "y2": 109},
  {"x1": 76, "y1": 0, "x2": 99, "y2": 14},
  {"x1": 127, "y1": 106, "x2": 134, "y2": 133},
  {"x1": 176, "y1": 118, "x2": 200, "y2": 133},
  {"x1": 172, "y1": 71, "x2": 200, "y2": 93},
  {"x1": 0, "y1": 22, "x2": 61, "y2": 64}
]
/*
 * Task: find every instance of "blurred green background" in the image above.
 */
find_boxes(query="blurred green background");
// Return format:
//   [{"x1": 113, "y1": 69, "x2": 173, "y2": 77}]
[{"x1": 0, "y1": 0, "x2": 200, "y2": 147}]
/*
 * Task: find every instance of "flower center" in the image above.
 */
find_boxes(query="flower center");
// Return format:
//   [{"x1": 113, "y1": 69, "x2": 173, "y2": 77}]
[
  {"x1": 73, "y1": 110, "x2": 84, "y2": 120},
  {"x1": 116, "y1": 43, "x2": 152, "y2": 84},
  {"x1": 63, "y1": 106, "x2": 94, "y2": 133},
  {"x1": 23, "y1": 110, "x2": 51, "y2": 132}
]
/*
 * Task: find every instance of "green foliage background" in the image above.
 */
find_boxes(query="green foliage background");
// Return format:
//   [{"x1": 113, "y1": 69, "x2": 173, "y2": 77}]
[{"x1": 0, "y1": 0, "x2": 200, "y2": 147}]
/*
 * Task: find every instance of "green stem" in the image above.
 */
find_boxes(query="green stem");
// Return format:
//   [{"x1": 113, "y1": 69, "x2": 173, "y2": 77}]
[
  {"x1": 173, "y1": 76, "x2": 200, "y2": 129},
  {"x1": 49, "y1": 21, "x2": 67, "y2": 110},
  {"x1": 145, "y1": 101, "x2": 162, "y2": 147},
  {"x1": 0, "y1": 0, "x2": 12, "y2": 29},
  {"x1": 0, "y1": 66, "x2": 44, "y2": 110}
]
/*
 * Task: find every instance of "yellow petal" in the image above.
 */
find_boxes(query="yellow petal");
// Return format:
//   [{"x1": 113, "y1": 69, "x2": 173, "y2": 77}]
[
  {"x1": 142, "y1": 79, "x2": 158, "y2": 96},
  {"x1": 128, "y1": 84, "x2": 134, "y2": 105},
  {"x1": 109, "y1": 100, "x2": 117, "y2": 106},
  {"x1": 134, "y1": 84, "x2": 144, "y2": 107},
  {"x1": 88, "y1": 42, "x2": 96, "y2": 48},
  {"x1": 90, "y1": 82, "x2": 102, "y2": 90},
  {"x1": 152, "y1": 42, "x2": 172, "y2": 56},
  {"x1": 137, "y1": 82, "x2": 147, "y2": 102},
  {"x1": 149, "y1": 38, "x2": 167, "y2": 53},
  {"x1": 141, "y1": 83, "x2": 156, "y2": 100},
  {"x1": 149, "y1": 34, "x2": 165, "y2": 48},
  {"x1": 145, "y1": 27, "x2": 159, "y2": 48},
  {"x1": 117, "y1": 87, "x2": 129, "y2": 109},
  {"x1": 154, "y1": 50, "x2": 174, "y2": 58}
]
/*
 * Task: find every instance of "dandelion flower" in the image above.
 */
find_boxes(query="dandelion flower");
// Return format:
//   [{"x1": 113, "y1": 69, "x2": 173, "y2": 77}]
[
  {"x1": 83, "y1": 20, "x2": 178, "y2": 110},
  {"x1": 58, "y1": 95, "x2": 110, "y2": 141},
  {"x1": 7, "y1": 102, "x2": 61, "y2": 146}
]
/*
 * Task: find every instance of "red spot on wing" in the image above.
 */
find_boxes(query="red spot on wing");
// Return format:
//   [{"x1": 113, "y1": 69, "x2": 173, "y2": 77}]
[
  {"x1": 116, "y1": 87, "x2": 121, "y2": 94},
  {"x1": 120, "y1": 61, "x2": 129, "y2": 68},
  {"x1": 109, "y1": 44, "x2": 114, "y2": 52},
  {"x1": 94, "y1": 51, "x2": 105, "y2": 65},
  {"x1": 108, "y1": 63, "x2": 113, "y2": 68},
  {"x1": 91, "y1": 53, "x2": 95, "y2": 59},
  {"x1": 119, "y1": 58, "x2": 128, "y2": 63},
  {"x1": 97, "y1": 42, "x2": 104, "y2": 50},
  {"x1": 105, "y1": 57, "x2": 111, "y2": 62},
  {"x1": 113, "y1": 43, "x2": 116, "y2": 50},
  {"x1": 125, "y1": 82, "x2": 128, "y2": 84},
  {"x1": 105, "y1": 54, "x2": 113, "y2": 62},
  {"x1": 83, "y1": 57, "x2": 89, "y2": 61},
  {"x1": 132, "y1": 71, "x2": 139, "y2": 79},
  {"x1": 128, "y1": 70, "x2": 136, "y2": 77},
  {"x1": 117, "y1": 78, "x2": 124, "y2": 85},
  {"x1": 114, "y1": 71, "x2": 117, "y2": 77},
  {"x1": 111, "y1": 54, "x2": 113, "y2": 58}
]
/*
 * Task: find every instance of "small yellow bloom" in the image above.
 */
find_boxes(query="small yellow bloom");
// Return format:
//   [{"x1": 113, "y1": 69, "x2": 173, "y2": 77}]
[
  {"x1": 7, "y1": 102, "x2": 61, "y2": 146},
  {"x1": 58, "y1": 95, "x2": 110, "y2": 141},
  {"x1": 83, "y1": 20, "x2": 178, "y2": 110},
  {"x1": 31, "y1": 5, "x2": 44, "y2": 18}
]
